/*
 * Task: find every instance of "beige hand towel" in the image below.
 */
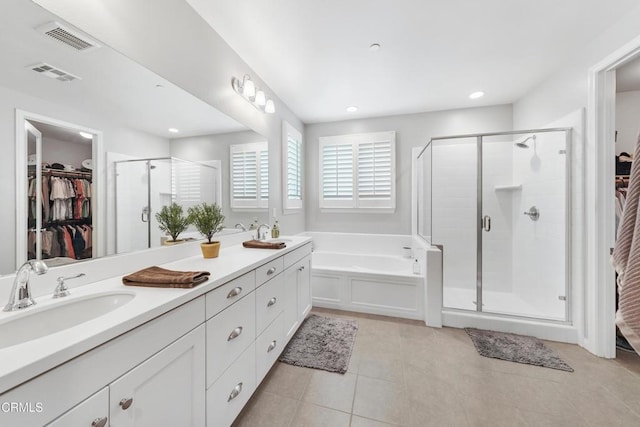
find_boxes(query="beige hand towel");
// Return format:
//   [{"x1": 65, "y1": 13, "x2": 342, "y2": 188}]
[{"x1": 612, "y1": 133, "x2": 640, "y2": 354}]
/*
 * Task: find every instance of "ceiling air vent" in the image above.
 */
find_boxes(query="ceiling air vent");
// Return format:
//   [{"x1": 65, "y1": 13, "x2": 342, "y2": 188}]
[
  {"x1": 29, "y1": 63, "x2": 81, "y2": 82},
  {"x1": 35, "y1": 21, "x2": 100, "y2": 52}
]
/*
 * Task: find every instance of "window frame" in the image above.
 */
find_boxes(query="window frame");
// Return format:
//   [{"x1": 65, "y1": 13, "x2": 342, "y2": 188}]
[
  {"x1": 282, "y1": 120, "x2": 303, "y2": 212},
  {"x1": 318, "y1": 131, "x2": 396, "y2": 212},
  {"x1": 230, "y1": 141, "x2": 269, "y2": 211}
]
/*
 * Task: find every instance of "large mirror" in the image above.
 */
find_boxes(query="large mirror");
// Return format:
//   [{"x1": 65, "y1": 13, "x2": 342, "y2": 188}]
[{"x1": 0, "y1": 0, "x2": 268, "y2": 275}]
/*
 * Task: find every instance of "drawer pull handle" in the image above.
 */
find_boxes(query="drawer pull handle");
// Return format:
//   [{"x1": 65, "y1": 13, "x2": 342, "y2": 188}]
[
  {"x1": 266, "y1": 267, "x2": 276, "y2": 275},
  {"x1": 228, "y1": 382, "x2": 243, "y2": 402},
  {"x1": 267, "y1": 297, "x2": 277, "y2": 307},
  {"x1": 227, "y1": 287, "x2": 242, "y2": 298},
  {"x1": 267, "y1": 340, "x2": 277, "y2": 352},
  {"x1": 227, "y1": 326, "x2": 243, "y2": 341},
  {"x1": 298, "y1": 266, "x2": 305, "y2": 272},
  {"x1": 119, "y1": 397, "x2": 133, "y2": 410},
  {"x1": 91, "y1": 417, "x2": 108, "y2": 427}
]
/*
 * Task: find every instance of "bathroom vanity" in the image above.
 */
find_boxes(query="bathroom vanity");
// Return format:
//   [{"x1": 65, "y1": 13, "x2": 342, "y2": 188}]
[{"x1": 0, "y1": 236, "x2": 312, "y2": 426}]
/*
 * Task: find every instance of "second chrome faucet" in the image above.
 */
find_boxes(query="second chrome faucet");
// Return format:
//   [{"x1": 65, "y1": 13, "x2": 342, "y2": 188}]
[{"x1": 53, "y1": 273, "x2": 86, "y2": 298}]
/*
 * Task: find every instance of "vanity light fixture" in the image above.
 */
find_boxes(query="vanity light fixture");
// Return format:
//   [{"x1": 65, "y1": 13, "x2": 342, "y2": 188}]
[
  {"x1": 168, "y1": 128, "x2": 179, "y2": 133},
  {"x1": 231, "y1": 74, "x2": 276, "y2": 114},
  {"x1": 469, "y1": 91, "x2": 485, "y2": 99},
  {"x1": 79, "y1": 131, "x2": 93, "y2": 139}
]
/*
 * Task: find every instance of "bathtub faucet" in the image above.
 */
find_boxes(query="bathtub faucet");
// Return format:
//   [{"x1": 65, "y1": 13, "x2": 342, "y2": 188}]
[{"x1": 403, "y1": 246, "x2": 413, "y2": 258}]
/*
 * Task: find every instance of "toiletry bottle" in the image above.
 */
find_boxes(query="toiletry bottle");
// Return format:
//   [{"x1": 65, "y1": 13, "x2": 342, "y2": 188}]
[
  {"x1": 413, "y1": 258, "x2": 421, "y2": 275},
  {"x1": 271, "y1": 220, "x2": 280, "y2": 238}
]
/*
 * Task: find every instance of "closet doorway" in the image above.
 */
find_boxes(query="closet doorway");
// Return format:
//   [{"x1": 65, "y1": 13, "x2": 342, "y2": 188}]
[{"x1": 16, "y1": 110, "x2": 103, "y2": 271}]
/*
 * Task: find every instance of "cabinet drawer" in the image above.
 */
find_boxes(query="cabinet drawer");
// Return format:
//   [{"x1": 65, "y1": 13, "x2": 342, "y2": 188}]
[
  {"x1": 206, "y1": 292, "x2": 256, "y2": 387},
  {"x1": 205, "y1": 271, "x2": 255, "y2": 320},
  {"x1": 256, "y1": 313, "x2": 284, "y2": 384},
  {"x1": 284, "y1": 243, "x2": 312, "y2": 269},
  {"x1": 206, "y1": 342, "x2": 256, "y2": 427},
  {"x1": 255, "y1": 273, "x2": 284, "y2": 335},
  {"x1": 255, "y1": 257, "x2": 284, "y2": 287},
  {"x1": 47, "y1": 387, "x2": 108, "y2": 427}
]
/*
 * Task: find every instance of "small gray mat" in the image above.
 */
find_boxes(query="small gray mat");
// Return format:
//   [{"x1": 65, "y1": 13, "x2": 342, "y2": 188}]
[
  {"x1": 280, "y1": 314, "x2": 358, "y2": 374},
  {"x1": 465, "y1": 328, "x2": 574, "y2": 372}
]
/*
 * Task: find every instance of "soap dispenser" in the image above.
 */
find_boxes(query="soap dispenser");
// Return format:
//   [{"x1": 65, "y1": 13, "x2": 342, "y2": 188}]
[
  {"x1": 413, "y1": 258, "x2": 421, "y2": 275},
  {"x1": 271, "y1": 219, "x2": 280, "y2": 238}
]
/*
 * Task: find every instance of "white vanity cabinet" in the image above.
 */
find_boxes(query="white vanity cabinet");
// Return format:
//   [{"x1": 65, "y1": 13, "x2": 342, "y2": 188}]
[
  {"x1": 47, "y1": 388, "x2": 108, "y2": 427},
  {"x1": 283, "y1": 244, "x2": 313, "y2": 341},
  {"x1": 109, "y1": 325, "x2": 206, "y2": 426}
]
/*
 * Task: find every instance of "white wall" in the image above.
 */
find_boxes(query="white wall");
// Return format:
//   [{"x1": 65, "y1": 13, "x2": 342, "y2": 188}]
[
  {"x1": 40, "y1": 136, "x2": 92, "y2": 169},
  {"x1": 615, "y1": 90, "x2": 640, "y2": 155},
  {"x1": 35, "y1": 0, "x2": 306, "y2": 236},
  {"x1": 305, "y1": 105, "x2": 513, "y2": 234},
  {"x1": 0, "y1": 84, "x2": 170, "y2": 275}
]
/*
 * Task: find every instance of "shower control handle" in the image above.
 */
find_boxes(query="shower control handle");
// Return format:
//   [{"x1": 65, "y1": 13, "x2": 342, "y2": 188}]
[
  {"x1": 524, "y1": 206, "x2": 540, "y2": 221},
  {"x1": 482, "y1": 215, "x2": 491, "y2": 232}
]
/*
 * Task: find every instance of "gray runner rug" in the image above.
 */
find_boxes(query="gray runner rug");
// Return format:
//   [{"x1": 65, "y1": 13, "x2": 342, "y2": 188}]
[
  {"x1": 280, "y1": 314, "x2": 358, "y2": 374},
  {"x1": 465, "y1": 328, "x2": 574, "y2": 372}
]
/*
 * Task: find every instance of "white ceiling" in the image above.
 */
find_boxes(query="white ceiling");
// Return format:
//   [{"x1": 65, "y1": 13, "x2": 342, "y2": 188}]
[
  {"x1": 2, "y1": 0, "x2": 246, "y2": 139},
  {"x1": 188, "y1": 0, "x2": 640, "y2": 123}
]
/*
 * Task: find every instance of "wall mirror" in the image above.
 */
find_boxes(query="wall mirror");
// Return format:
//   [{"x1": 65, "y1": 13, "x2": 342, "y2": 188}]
[{"x1": 1, "y1": 0, "x2": 267, "y2": 275}]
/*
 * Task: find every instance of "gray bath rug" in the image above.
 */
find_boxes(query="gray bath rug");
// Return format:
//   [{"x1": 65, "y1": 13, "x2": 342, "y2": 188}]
[
  {"x1": 465, "y1": 328, "x2": 574, "y2": 372},
  {"x1": 280, "y1": 314, "x2": 358, "y2": 374}
]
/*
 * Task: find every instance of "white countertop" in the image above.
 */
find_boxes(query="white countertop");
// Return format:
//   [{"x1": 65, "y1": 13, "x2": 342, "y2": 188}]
[{"x1": 0, "y1": 235, "x2": 311, "y2": 394}]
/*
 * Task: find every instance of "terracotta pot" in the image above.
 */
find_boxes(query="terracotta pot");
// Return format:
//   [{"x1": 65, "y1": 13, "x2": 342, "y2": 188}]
[
  {"x1": 162, "y1": 239, "x2": 184, "y2": 246},
  {"x1": 200, "y1": 241, "x2": 221, "y2": 258}
]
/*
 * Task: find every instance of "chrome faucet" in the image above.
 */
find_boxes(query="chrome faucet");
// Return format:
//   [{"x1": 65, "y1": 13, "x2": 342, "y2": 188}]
[
  {"x1": 235, "y1": 223, "x2": 248, "y2": 231},
  {"x1": 3, "y1": 260, "x2": 48, "y2": 312},
  {"x1": 256, "y1": 224, "x2": 270, "y2": 241},
  {"x1": 53, "y1": 273, "x2": 86, "y2": 298}
]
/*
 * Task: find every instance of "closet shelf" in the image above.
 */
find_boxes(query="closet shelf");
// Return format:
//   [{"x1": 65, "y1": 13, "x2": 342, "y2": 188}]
[{"x1": 494, "y1": 184, "x2": 522, "y2": 191}]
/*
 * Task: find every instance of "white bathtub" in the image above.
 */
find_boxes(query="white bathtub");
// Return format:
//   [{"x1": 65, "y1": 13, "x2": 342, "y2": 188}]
[{"x1": 311, "y1": 250, "x2": 425, "y2": 320}]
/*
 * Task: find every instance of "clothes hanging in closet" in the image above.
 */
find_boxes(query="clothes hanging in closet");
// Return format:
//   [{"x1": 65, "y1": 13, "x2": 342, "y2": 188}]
[{"x1": 27, "y1": 224, "x2": 93, "y2": 260}]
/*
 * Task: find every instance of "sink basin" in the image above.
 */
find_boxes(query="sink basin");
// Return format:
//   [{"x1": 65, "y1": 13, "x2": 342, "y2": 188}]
[
  {"x1": 266, "y1": 238, "x2": 293, "y2": 244},
  {"x1": 0, "y1": 291, "x2": 135, "y2": 349}
]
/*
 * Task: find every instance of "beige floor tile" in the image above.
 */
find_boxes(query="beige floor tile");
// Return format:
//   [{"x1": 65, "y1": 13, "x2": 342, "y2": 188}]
[
  {"x1": 353, "y1": 376, "x2": 409, "y2": 425},
  {"x1": 614, "y1": 349, "x2": 640, "y2": 376},
  {"x1": 302, "y1": 370, "x2": 357, "y2": 413},
  {"x1": 262, "y1": 362, "x2": 313, "y2": 400},
  {"x1": 350, "y1": 415, "x2": 399, "y2": 426},
  {"x1": 565, "y1": 383, "x2": 640, "y2": 426},
  {"x1": 290, "y1": 402, "x2": 350, "y2": 427},
  {"x1": 463, "y1": 400, "x2": 526, "y2": 427},
  {"x1": 232, "y1": 391, "x2": 299, "y2": 427},
  {"x1": 517, "y1": 409, "x2": 591, "y2": 427},
  {"x1": 358, "y1": 357, "x2": 404, "y2": 383}
]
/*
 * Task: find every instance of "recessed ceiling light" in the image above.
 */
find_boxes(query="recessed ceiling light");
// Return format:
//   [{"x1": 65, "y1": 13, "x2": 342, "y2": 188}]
[
  {"x1": 369, "y1": 43, "x2": 381, "y2": 52},
  {"x1": 346, "y1": 106, "x2": 358, "y2": 113},
  {"x1": 156, "y1": 84, "x2": 164, "y2": 88},
  {"x1": 469, "y1": 91, "x2": 485, "y2": 99},
  {"x1": 168, "y1": 128, "x2": 179, "y2": 133},
  {"x1": 79, "y1": 131, "x2": 93, "y2": 139}
]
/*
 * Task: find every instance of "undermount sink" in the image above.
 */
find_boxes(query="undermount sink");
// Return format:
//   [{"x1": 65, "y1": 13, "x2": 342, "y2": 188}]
[
  {"x1": 0, "y1": 291, "x2": 135, "y2": 350},
  {"x1": 266, "y1": 238, "x2": 293, "y2": 244}
]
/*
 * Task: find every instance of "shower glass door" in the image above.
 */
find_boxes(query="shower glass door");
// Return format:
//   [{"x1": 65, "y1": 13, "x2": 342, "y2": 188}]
[
  {"x1": 431, "y1": 137, "x2": 479, "y2": 311},
  {"x1": 481, "y1": 131, "x2": 569, "y2": 321}
]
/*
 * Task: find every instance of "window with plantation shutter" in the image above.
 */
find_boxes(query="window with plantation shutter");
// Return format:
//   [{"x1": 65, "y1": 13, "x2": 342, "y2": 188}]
[
  {"x1": 283, "y1": 121, "x2": 303, "y2": 210},
  {"x1": 230, "y1": 142, "x2": 268, "y2": 210},
  {"x1": 319, "y1": 131, "x2": 395, "y2": 211}
]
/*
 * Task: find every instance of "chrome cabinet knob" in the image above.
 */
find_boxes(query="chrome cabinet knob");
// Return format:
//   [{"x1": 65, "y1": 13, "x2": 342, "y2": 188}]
[
  {"x1": 227, "y1": 326, "x2": 243, "y2": 341},
  {"x1": 267, "y1": 340, "x2": 277, "y2": 352},
  {"x1": 91, "y1": 417, "x2": 108, "y2": 427},
  {"x1": 267, "y1": 297, "x2": 277, "y2": 307},
  {"x1": 298, "y1": 266, "x2": 305, "y2": 272},
  {"x1": 119, "y1": 397, "x2": 133, "y2": 410},
  {"x1": 266, "y1": 267, "x2": 276, "y2": 275},
  {"x1": 228, "y1": 382, "x2": 243, "y2": 402},
  {"x1": 227, "y1": 287, "x2": 242, "y2": 299}
]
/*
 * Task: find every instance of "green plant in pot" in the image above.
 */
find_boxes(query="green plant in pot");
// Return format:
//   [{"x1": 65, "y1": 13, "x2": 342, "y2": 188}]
[
  {"x1": 188, "y1": 202, "x2": 225, "y2": 258},
  {"x1": 155, "y1": 202, "x2": 190, "y2": 245}
]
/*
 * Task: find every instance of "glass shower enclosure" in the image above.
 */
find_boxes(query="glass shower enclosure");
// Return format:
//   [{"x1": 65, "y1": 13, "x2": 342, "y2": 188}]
[
  {"x1": 114, "y1": 157, "x2": 220, "y2": 254},
  {"x1": 417, "y1": 128, "x2": 571, "y2": 322}
]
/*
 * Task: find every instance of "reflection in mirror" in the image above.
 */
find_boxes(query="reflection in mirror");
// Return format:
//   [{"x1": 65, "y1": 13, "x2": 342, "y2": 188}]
[{"x1": 1, "y1": 0, "x2": 266, "y2": 275}]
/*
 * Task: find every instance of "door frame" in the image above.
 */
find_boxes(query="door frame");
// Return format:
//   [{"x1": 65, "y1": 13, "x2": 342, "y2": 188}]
[
  {"x1": 587, "y1": 33, "x2": 640, "y2": 358},
  {"x1": 15, "y1": 109, "x2": 104, "y2": 268}
]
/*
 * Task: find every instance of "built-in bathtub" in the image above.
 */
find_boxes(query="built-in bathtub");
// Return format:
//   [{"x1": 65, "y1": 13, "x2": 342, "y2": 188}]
[{"x1": 306, "y1": 232, "x2": 426, "y2": 320}]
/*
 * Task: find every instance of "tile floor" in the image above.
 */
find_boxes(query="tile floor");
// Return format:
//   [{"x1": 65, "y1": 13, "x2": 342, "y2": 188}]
[{"x1": 233, "y1": 308, "x2": 640, "y2": 427}]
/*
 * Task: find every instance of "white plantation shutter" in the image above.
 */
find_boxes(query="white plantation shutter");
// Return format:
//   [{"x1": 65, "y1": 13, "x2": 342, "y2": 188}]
[
  {"x1": 319, "y1": 131, "x2": 395, "y2": 211},
  {"x1": 283, "y1": 121, "x2": 303, "y2": 210},
  {"x1": 230, "y1": 142, "x2": 268, "y2": 209}
]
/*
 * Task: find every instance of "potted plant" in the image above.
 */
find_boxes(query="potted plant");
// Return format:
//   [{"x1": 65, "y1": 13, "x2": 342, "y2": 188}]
[
  {"x1": 155, "y1": 202, "x2": 190, "y2": 245},
  {"x1": 188, "y1": 202, "x2": 225, "y2": 258}
]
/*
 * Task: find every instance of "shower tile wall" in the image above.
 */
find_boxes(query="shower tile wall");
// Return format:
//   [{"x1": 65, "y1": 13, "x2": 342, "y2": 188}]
[{"x1": 511, "y1": 133, "x2": 566, "y2": 319}]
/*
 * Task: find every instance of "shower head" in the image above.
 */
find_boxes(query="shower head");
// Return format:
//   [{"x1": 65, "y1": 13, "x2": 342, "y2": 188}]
[
  {"x1": 515, "y1": 135, "x2": 536, "y2": 149},
  {"x1": 29, "y1": 260, "x2": 48, "y2": 275}
]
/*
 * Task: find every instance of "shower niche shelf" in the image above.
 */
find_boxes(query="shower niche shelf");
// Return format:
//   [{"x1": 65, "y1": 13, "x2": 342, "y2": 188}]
[{"x1": 494, "y1": 184, "x2": 522, "y2": 192}]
